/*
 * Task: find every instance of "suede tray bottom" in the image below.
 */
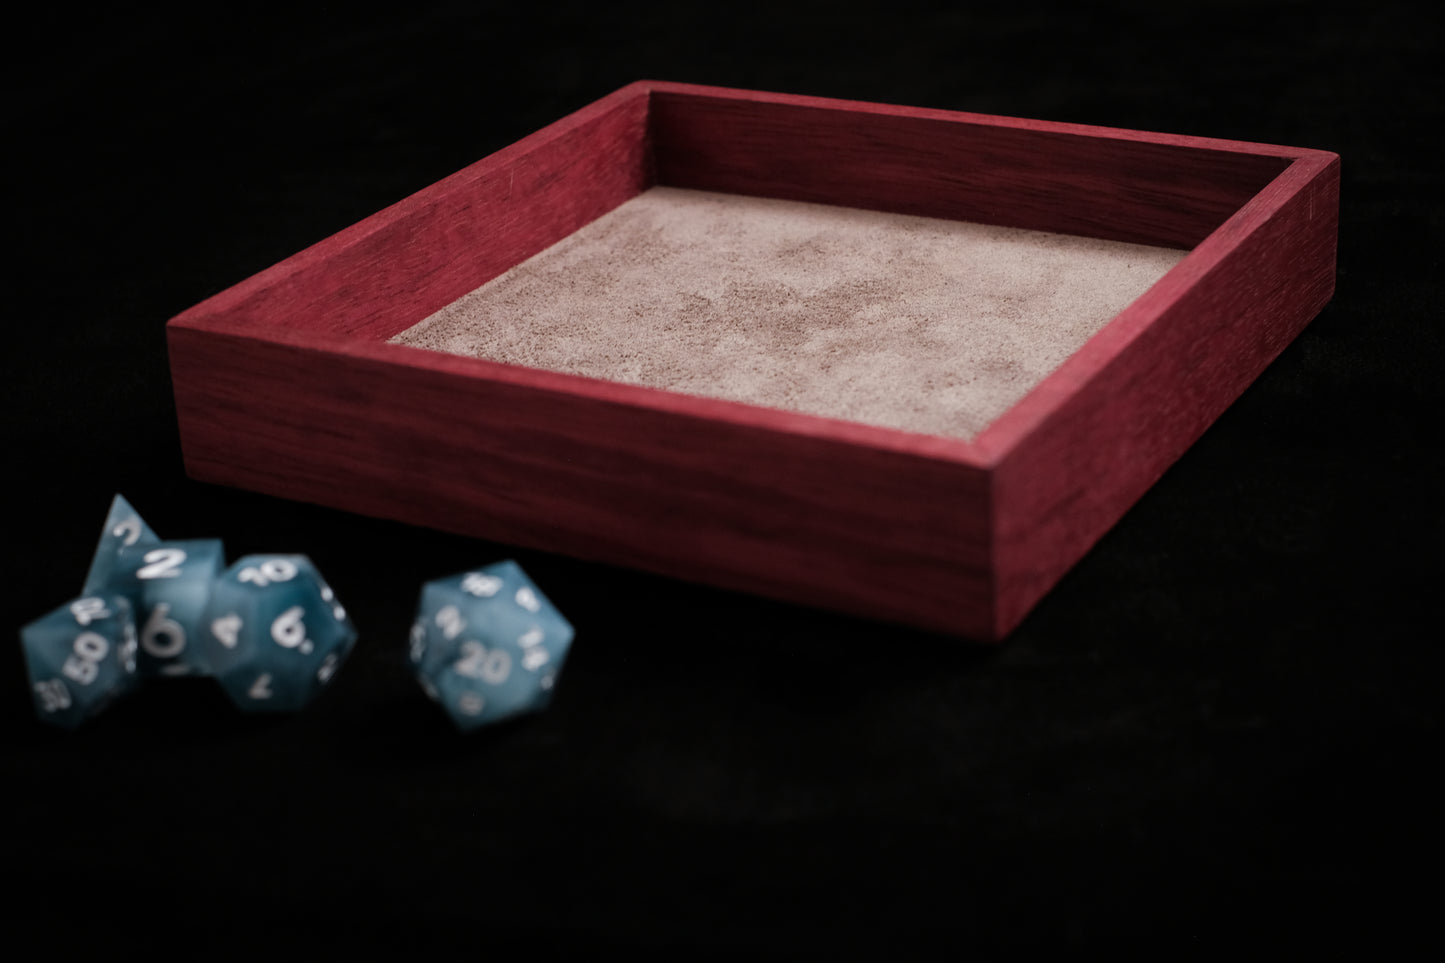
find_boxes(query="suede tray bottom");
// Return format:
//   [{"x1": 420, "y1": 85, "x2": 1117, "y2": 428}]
[{"x1": 391, "y1": 186, "x2": 1188, "y2": 440}]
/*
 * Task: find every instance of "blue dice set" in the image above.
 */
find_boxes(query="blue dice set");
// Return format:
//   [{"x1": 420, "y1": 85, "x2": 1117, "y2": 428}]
[
  {"x1": 20, "y1": 495, "x2": 577, "y2": 732},
  {"x1": 19, "y1": 495, "x2": 357, "y2": 727}
]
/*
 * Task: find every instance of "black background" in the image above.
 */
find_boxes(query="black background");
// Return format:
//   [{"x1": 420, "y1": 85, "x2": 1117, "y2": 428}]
[{"x1": 8, "y1": 0, "x2": 1441, "y2": 953}]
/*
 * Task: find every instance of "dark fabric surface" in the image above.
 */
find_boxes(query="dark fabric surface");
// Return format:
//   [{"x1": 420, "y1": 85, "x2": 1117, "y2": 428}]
[{"x1": 7, "y1": 1, "x2": 1440, "y2": 953}]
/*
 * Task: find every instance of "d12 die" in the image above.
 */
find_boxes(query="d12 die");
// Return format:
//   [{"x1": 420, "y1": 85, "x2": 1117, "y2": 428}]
[
  {"x1": 410, "y1": 561, "x2": 574, "y2": 730},
  {"x1": 201, "y1": 555, "x2": 356, "y2": 712},
  {"x1": 19, "y1": 594, "x2": 139, "y2": 729},
  {"x1": 82, "y1": 494, "x2": 160, "y2": 596},
  {"x1": 103, "y1": 538, "x2": 225, "y2": 677}
]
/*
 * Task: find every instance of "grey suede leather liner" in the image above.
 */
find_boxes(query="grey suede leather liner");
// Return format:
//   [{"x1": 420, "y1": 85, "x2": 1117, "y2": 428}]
[{"x1": 392, "y1": 187, "x2": 1187, "y2": 440}]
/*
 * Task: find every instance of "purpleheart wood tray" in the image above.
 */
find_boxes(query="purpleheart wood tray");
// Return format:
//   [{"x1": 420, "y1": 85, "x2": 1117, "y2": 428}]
[{"x1": 167, "y1": 81, "x2": 1339, "y2": 640}]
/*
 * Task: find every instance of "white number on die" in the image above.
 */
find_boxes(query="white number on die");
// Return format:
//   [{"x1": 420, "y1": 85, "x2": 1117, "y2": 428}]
[
  {"x1": 239, "y1": 558, "x2": 298, "y2": 587},
  {"x1": 70, "y1": 597, "x2": 111, "y2": 626},
  {"x1": 34, "y1": 678, "x2": 72, "y2": 712},
  {"x1": 137, "y1": 548, "x2": 187, "y2": 580},
  {"x1": 461, "y1": 573, "x2": 502, "y2": 598},
  {"x1": 455, "y1": 640, "x2": 511, "y2": 684},
  {"x1": 112, "y1": 515, "x2": 143, "y2": 547},
  {"x1": 248, "y1": 674, "x2": 273, "y2": 699},
  {"x1": 62, "y1": 656, "x2": 97, "y2": 685},
  {"x1": 270, "y1": 606, "x2": 309, "y2": 650},
  {"x1": 74, "y1": 631, "x2": 109, "y2": 661},
  {"x1": 321, "y1": 585, "x2": 346, "y2": 621},
  {"x1": 316, "y1": 652, "x2": 341, "y2": 684},
  {"x1": 211, "y1": 613, "x2": 243, "y2": 649},
  {"x1": 514, "y1": 587, "x2": 540, "y2": 613},
  {"x1": 141, "y1": 603, "x2": 186, "y2": 659},
  {"x1": 516, "y1": 627, "x2": 548, "y2": 672},
  {"x1": 119, "y1": 622, "x2": 138, "y2": 673},
  {"x1": 435, "y1": 605, "x2": 465, "y2": 640},
  {"x1": 457, "y1": 692, "x2": 485, "y2": 716},
  {"x1": 61, "y1": 631, "x2": 111, "y2": 685}
]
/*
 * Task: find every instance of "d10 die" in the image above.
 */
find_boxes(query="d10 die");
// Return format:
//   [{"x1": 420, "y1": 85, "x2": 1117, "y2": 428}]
[
  {"x1": 82, "y1": 494, "x2": 160, "y2": 596},
  {"x1": 19, "y1": 594, "x2": 139, "y2": 729},
  {"x1": 410, "y1": 561, "x2": 574, "y2": 731},
  {"x1": 102, "y1": 538, "x2": 225, "y2": 677},
  {"x1": 201, "y1": 555, "x2": 356, "y2": 712}
]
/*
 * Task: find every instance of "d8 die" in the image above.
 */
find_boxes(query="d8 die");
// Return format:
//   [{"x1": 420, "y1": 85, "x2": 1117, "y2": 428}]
[
  {"x1": 102, "y1": 538, "x2": 225, "y2": 677},
  {"x1": 201, "y1": 555, "x2": 356, "y2": 712},
  {"x1": 19, "y1": 594, "x2": 139, "y2": 729},
  {"x1": 410, "y1": 561, "x2": 574, "y2": 730}
]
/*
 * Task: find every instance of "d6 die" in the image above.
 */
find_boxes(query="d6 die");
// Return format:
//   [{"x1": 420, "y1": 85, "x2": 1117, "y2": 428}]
[
  {"x1": 104, "y1": 538, "x2": 225, "y2": 677},
  {"x1": 19, "y1": 594, "x2": 139, "y2": 729},
  {"x1": 201, "y1": 555, "x2": 356, "y2": 712},
  {"x1": 410, "y1": 561, "x2": 574, "y2": 730}
]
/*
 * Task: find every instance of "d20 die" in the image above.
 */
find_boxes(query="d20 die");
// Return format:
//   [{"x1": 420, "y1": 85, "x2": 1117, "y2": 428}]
[
  {"x1": 82, "y1": 494, "x2": 161, "y2": 596},
  {"x1": 202, "y1": 555, "x2": 356, "y2": 712},
  {"x1": 19, "y1": 594, "x2": 139, "y2": 729},
  {"x1": 410, "y1": 561, "x2": 574, "y2": 730},
  {"x1": 105, "y1": 538, "x2": 225, "y2": 677}
]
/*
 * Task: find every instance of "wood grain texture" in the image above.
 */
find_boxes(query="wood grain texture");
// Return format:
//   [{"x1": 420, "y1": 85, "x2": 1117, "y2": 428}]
[
  {"x1": 168, "y1": 80, "x2": 1339, "y2": 639},
  {"x1": 169, "y1": 326, "x2": 995, "y2": 636},
  {"x1": 987, "y1": 151, "x2": 1340, "y2": 636},
  {"x1": 647, "y1": 82, "x2": 1293, "y2": 249}
]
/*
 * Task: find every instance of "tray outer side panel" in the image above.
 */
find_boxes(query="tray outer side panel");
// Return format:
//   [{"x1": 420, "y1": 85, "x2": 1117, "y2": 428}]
[
  {"x1": 168, "y1": 332, "x2": 996, "y2": 637},
  {"x1": 987, "y1": 152, "x2": 1341, "y2": 636}
]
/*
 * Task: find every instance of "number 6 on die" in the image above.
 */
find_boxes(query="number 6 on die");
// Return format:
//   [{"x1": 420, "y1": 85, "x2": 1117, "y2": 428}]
[{"x1": 200, "y1": 555, "x2": 356, "y2": 712}]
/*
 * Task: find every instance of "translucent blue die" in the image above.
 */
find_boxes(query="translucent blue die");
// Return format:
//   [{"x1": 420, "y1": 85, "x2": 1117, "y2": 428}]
[
  {"x1": 201, "y1": 555, "x2": 356, "y2": 712},
  {"x1": 103, "y1": 538, "x2": 225, "y2": 677},
  {"x1": 82, "y1": 494, "x2": 160, "y2": 593},
  {"x1": 83, "y1": 495, "x2": 223, "y2": 678},
  {"x1": 19, "y1": 594, "x2": 139, "y2": 728},
  {"x1": 410, "y1": 561, "x2": 574, "y2": 730}
]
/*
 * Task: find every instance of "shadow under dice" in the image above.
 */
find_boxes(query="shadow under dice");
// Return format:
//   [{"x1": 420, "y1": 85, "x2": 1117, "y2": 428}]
[
  {"x1": 410, "y1": 561, "x2": 574, "y2": 731},
  {"x1": 107, "y1": 539, "x2": 225, "y2": 677},
  {"x1": 202, "y1": 555, "x2": 356, "y2": 712},
  {"x1": 19, "y1": 594, "x2": 139, "y2": 729}
]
